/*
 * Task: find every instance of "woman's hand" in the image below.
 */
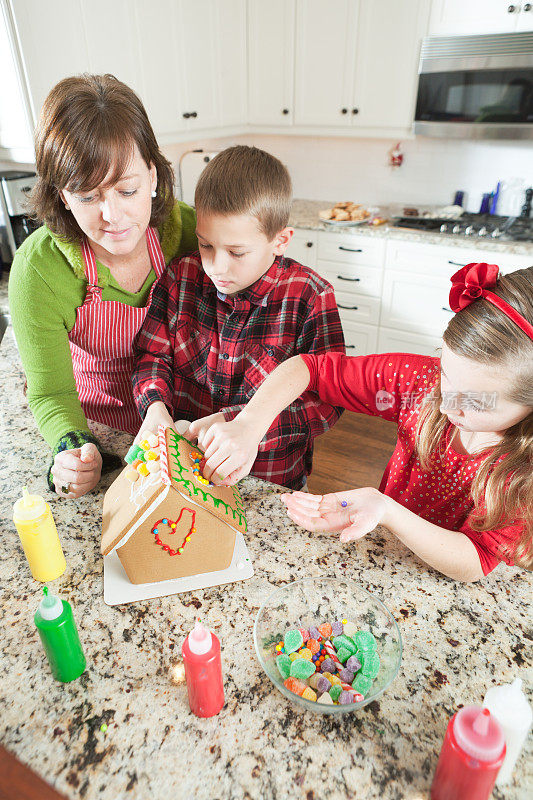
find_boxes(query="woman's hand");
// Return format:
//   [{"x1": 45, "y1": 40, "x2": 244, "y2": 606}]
[
  {"x1": 52, "y1": 443, "x2": 102, "y2": 498},
  {"x1": 280, "y1": 487, "x2": 389, "y2": 542},
  {"x1": 186, "y1": 414, "x2": 262, "y2": 485},
  {"x1": 136, "y1": 401, "x2": 175, "y2": 444}
]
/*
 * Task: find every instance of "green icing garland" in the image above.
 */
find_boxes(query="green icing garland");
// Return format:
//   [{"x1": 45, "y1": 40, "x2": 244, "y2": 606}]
[{"x1": 166, "y1": 430, "x2": 247, "y2": 531}]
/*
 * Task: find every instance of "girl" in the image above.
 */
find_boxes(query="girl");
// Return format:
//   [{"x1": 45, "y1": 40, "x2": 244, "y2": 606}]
[{"x1": 188, "y1": 263, "x2": 533, "y2": 582}]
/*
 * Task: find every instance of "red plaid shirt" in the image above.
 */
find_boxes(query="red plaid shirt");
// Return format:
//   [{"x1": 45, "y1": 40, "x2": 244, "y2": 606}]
[{"x1": 133, "y1": 252, "x2": 345, "y2": 488}]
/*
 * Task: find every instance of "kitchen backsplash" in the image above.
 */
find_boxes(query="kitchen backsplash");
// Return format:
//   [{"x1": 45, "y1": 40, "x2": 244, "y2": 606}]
[{"x1": 162, "y1": 134, "x2": 533, "y2": 214}]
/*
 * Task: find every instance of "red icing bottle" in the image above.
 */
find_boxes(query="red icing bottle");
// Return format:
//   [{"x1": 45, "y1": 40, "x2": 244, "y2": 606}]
[
  {"x1": 431, "y1": 706, "x2": 506, "y2": 800},
  {"x1": 181, "y1": 619, "x2": 224, "y2": 717}
]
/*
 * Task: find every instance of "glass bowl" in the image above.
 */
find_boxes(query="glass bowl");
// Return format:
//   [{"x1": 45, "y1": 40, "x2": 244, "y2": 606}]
[{"x1": 253, "y1": 577, "x2": 402, "y2": 715}]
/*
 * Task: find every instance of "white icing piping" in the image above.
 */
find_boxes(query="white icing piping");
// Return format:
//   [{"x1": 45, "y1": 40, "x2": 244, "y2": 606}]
[
  {"x1": 129, "y1": 471, "x2": 162, "y2": 512},
  {"x1": 113, "y1": 483, "x2": 171, "y2": 553}
]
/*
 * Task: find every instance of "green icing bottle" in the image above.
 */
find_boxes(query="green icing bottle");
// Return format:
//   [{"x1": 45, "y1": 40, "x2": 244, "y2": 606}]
[{"x1": 34, "y1": 587, "x2": 86, "y2": 682}]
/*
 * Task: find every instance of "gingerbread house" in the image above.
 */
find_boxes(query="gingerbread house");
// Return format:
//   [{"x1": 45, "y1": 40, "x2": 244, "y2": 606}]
[{"x1": 101, "y1": 427, "x2": 247, "y2": 585}]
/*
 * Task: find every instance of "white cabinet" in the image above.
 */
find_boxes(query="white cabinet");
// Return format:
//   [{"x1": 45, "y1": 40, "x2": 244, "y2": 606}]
[
  {"x1": 0, "y1": 1, "x2": 32, "y2": 157},
  {"x1": 294, "y1": 0, "x2": 357, "y2": 127},
  {"x1": 217, "y1": 0, "x2": 247, "y2": 127},
  {"x1": 343, "y1": 320, "x2": 379, "y2": 355},
  {"x1": 352, "y1": 0, "x2": 429, "y2": 130},
  {"x1": 248, "y1": 0, "x2": 295, "y2": 125},
  {"x1": 429, "y1": 0, "x2": 533, "y2": 35},
  {"x1": 285, "y1": 228, "x2": 318, "y2": 267},
  {"x1": 377, "y1": 327, "x2": 441, "y2": 357}
]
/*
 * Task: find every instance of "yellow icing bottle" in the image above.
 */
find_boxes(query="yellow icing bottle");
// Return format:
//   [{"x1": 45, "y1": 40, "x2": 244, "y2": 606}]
[{"x1": 13, "y1": 487, "x2": 66, "y2": 581}]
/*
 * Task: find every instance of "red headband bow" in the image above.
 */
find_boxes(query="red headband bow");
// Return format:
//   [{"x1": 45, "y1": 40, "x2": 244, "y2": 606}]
[{"x1": 449, "y1": 262, "x2": 533, "y2": 340}]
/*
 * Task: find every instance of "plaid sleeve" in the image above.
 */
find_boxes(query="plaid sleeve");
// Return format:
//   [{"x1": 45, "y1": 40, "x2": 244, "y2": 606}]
[
  {"x1": 132, "y1": 264, "x2": 177, "y2": 419},
  {"x1": 222, "y1": 286, "x2": 345, "y2": 450}
]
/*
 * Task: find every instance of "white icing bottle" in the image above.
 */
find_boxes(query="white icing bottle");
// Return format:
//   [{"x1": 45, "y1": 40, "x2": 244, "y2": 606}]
[{"x1": 483, "y1": 678, "x2": 532, "y2": 786}]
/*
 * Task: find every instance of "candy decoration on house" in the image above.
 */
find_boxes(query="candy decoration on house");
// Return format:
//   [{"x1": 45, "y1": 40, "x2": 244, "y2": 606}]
[
  {"x1": 388, "y1": 141, "x2": 403, "y2": 169},
  {"x1": 101, "y1": 427, "x2": 247, "y2": 584}
]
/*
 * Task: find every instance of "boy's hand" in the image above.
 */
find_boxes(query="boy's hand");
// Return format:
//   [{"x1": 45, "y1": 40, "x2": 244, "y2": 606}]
[
  {"x1": 52, "y1": 443, "x2": 102, "y2": 498},
  {"x1": 280, "y1": 487, "x2": 388, "y2": 542},
  {"x1": 186, "y1": 412, "x2": 226, "y2": 450},
  {"x1": 136, "y1": 401, "x2": 175, "y2": 444},
  {"x1": 187, "y1": 415, "x2": 262, "y2": 485}
]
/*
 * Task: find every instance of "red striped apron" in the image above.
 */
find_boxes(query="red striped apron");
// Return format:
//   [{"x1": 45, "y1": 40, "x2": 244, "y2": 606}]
[{"x1": 69, "y1": 227, "x2": 166, "y2": 434}]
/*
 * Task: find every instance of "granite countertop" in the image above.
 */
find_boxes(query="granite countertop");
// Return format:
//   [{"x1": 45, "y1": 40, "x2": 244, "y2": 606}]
[
  {"x1": 290, "y1": 199, "x2": 533, "y2": 256},
  {"x1": 0, "y1": 276, "x2": 531, "y2": 800}
]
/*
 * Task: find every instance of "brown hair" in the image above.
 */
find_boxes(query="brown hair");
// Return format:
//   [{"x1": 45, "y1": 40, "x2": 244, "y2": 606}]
[
  {"x1": 194, "y1": 145, "x2": 292, "y2": 239},
  {"x1": 416, "y1": 266, "x2": 533, "y2": 570},
  {"x1": 30, "y1": 74, "x2": 174, "y2": 241}
]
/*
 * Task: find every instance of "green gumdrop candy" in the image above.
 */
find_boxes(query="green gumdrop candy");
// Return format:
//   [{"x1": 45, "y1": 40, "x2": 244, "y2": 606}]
[
  {"x1": 335, "y1": 646, "x2": 353, "y2": 664},
  {"x1": 361, "y1": 652, "x2": 380, "y2": 679},
  {"x1": 290, "y1": 658, "x2": 316, "y2": 680},
  {"x1": 276, "y1": 654, "x2": 292, "y2": 680},
  {"x1": 352, "y1": 672, "x2": 373, "y2": 697},
  {"x1": 284, "y1": 629, "x2": 304, "y2": 654},
  {"x1": 125, "y1": 443, "x2": 142, "y2": 464},
  {"x1": 354, "y1": 630, "x2": 377, "y2": 652},
  {"x1": 329, "y1": 684, "x2": 342, "y2": 702},
  {"x1": 332, "y1": 634, "x2": 357, "y2": 655}
]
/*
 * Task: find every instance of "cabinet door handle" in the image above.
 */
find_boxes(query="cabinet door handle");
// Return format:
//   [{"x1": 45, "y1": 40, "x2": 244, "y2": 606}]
[
  {"x1": 345, "y1": 345, "x2": 356, "y2": 349},
  {"x1": 339, "y1": 246, "x2": 363, "y2": 253},
  {"x1": 508, "y1": 4, "x2": 516, "y2": 11},
  {"x1": 282, "y1": 108, "x2": 290, "y2": 115},
  {"x1": 337, "y1": 275, "x2": 360, "y2": 282},
  {"x1": 190, "y1": 111, "x2": 198, "y2": 118},
  {"x1": 338, "y1": 303, "x2": 359, "y2": 310},
  {"x1": 306, "y1": 241, "x2": 314, "y2": 247},
  {"x1": 448, "y1": 259, "x2": 467, "y2": 267},
  {"x1": 341, "y1": 107, "x2": 348, "y2": 114},
  {"x1": 352, "y1": 108, "x2": 359, "y2": 115},
  {"x1": 524, "y1": 2, "x2": 532, "y2": 9},
  {"x1": 183, "y1": 112, "x2": 191, "y2": 118},
  {"x1": 442, "y1": 306, "x2": 453, "y2": 313}
]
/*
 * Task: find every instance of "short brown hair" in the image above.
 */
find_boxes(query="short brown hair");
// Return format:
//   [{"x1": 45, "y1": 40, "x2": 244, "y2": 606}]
[
  {"x1": 30, "y1": 74, "x2": 174, "y2": 241},
  {"x1": 194, "y1": 145, "x2": 292, "y2": 239}
]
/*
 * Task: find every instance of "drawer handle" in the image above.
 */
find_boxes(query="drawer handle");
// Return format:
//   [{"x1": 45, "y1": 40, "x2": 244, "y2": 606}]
[
  {"x1": 442, "y1": 306, "x2": 453, "y2": 313},
  {"x1": 338, "y1": 303, "x2": 359, "y2": 310},
  {"x1": 345, "y1": 345, "x2": 356, "y2": 349},
  {"x1": 339, "y1": 246, "x2": 363, "y2": 253},
  {"x1": 337, "y1": 275, "x2": 360, "y2": 282},
  {"x1": 448, "y1": 260, "x2": 467, "y2": 267}
]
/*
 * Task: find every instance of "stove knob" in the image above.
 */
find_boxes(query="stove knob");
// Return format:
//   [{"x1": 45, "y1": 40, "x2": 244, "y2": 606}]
[
  {"x1": 491, "y1": 228, "x2": 502, "y2": 238},
  {"x1": 465, "y1": 225, "x2": 474, "y2": 235},
  {"x1": 452, "y1": 224, "x2": 461, "y2": 234},
  {"x1": 478, "y1": 226, "x2": 487, "y2": 236},
  {"x1": 440, "y1": 224, "x2": 448, "y2": 233}
]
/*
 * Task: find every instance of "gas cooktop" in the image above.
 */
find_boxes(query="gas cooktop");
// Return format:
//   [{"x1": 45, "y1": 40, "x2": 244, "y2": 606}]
[{"x1": 393, "y1": 214, "x2": 533, "y2": 243}]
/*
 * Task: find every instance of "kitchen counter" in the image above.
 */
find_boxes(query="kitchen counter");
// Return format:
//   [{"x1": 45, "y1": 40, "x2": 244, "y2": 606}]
[
  {"x1": 1, "y1": 275, "x2": 531, "y2": 800},
  {"x1": 290, "y1": 199, "x2": 533, "y2": 257}
]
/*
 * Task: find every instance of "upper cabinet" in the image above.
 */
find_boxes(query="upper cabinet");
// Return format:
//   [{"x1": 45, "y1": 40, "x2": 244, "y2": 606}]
[
  {"x1": 352, "y1": 0, "x2": 430, "y2": 130},
  {"x1": 429, "y1": 0, "x2": 533, "y2": 35},
  {"x1": 294, "y1": 0, "x2": 357, "y2": 127},
  {"x1": 248, "y1": 0, "x2": 295, "y2": 125}
]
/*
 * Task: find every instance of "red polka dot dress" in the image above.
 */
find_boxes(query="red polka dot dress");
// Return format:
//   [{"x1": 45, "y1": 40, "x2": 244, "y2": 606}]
[{"x1": 301, "y1": 351, "x2": 522, "y2": 575}]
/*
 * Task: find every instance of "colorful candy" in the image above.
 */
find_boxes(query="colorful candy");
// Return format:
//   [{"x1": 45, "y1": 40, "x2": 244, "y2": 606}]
[
  {"x1": 125, "y1": 443, "x2": 143, "y2": 464},
  {"x1": 283, "y1": 629, "x2": 304, "y2": 654},
  {"x1": 273, "y1": 619, "x2": 382, "y2": 705}
]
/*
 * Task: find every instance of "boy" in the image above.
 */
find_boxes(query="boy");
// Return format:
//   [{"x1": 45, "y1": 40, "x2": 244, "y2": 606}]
[{"x1": 132, "y1": 145, "x2": 344, "y2": 489}]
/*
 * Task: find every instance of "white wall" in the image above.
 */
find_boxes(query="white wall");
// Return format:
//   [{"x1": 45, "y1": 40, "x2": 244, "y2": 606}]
[{"x1": 162, "y1": 134, "x2": 533, "y2": 215}]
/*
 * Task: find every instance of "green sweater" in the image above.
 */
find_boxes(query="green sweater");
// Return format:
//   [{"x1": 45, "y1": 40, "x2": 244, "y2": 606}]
[{"x1": 9, "y1": 201, "x2": 197, "y2": 452}]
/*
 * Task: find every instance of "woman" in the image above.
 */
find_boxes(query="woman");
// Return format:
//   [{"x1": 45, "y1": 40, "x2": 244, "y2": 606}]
[{"x1": 9, "y1": 74, "x2": 197, "y2": 498}]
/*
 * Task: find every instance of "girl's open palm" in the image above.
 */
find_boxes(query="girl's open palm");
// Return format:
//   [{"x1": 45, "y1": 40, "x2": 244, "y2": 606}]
[{"x1": 280, "y1": 487, "x2": 388, "y2": 542}]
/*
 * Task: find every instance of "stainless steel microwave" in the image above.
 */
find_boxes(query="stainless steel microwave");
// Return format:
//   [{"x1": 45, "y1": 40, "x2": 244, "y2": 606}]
[{"x1": 414, "y1": 32, "x2": 533, "y2": 140}]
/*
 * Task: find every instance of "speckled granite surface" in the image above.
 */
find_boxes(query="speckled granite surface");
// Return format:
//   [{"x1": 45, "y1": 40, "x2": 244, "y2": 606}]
[
  {"x1": 290, "y1": 199, "x2": 533, "y2": 256},
  {"x1": 1, "y1": 276, "x2": 531, "y2": 800}
]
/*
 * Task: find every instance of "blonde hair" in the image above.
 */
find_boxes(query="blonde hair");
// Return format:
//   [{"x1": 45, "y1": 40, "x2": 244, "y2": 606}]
[
  {"x1": 416, "y1": 266, "x2": 533, "y2": 570},
  {"x1": 194, "y1": 145, "x2": 292, "y2": 239},
  {"x1": 30, "y1": 74, "x2": 174, "y2": 242}
]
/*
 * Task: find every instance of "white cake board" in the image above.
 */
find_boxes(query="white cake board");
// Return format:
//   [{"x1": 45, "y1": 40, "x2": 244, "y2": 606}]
[{"x1": 103, "y1": 529, "x2": 254, "y2": 606}]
